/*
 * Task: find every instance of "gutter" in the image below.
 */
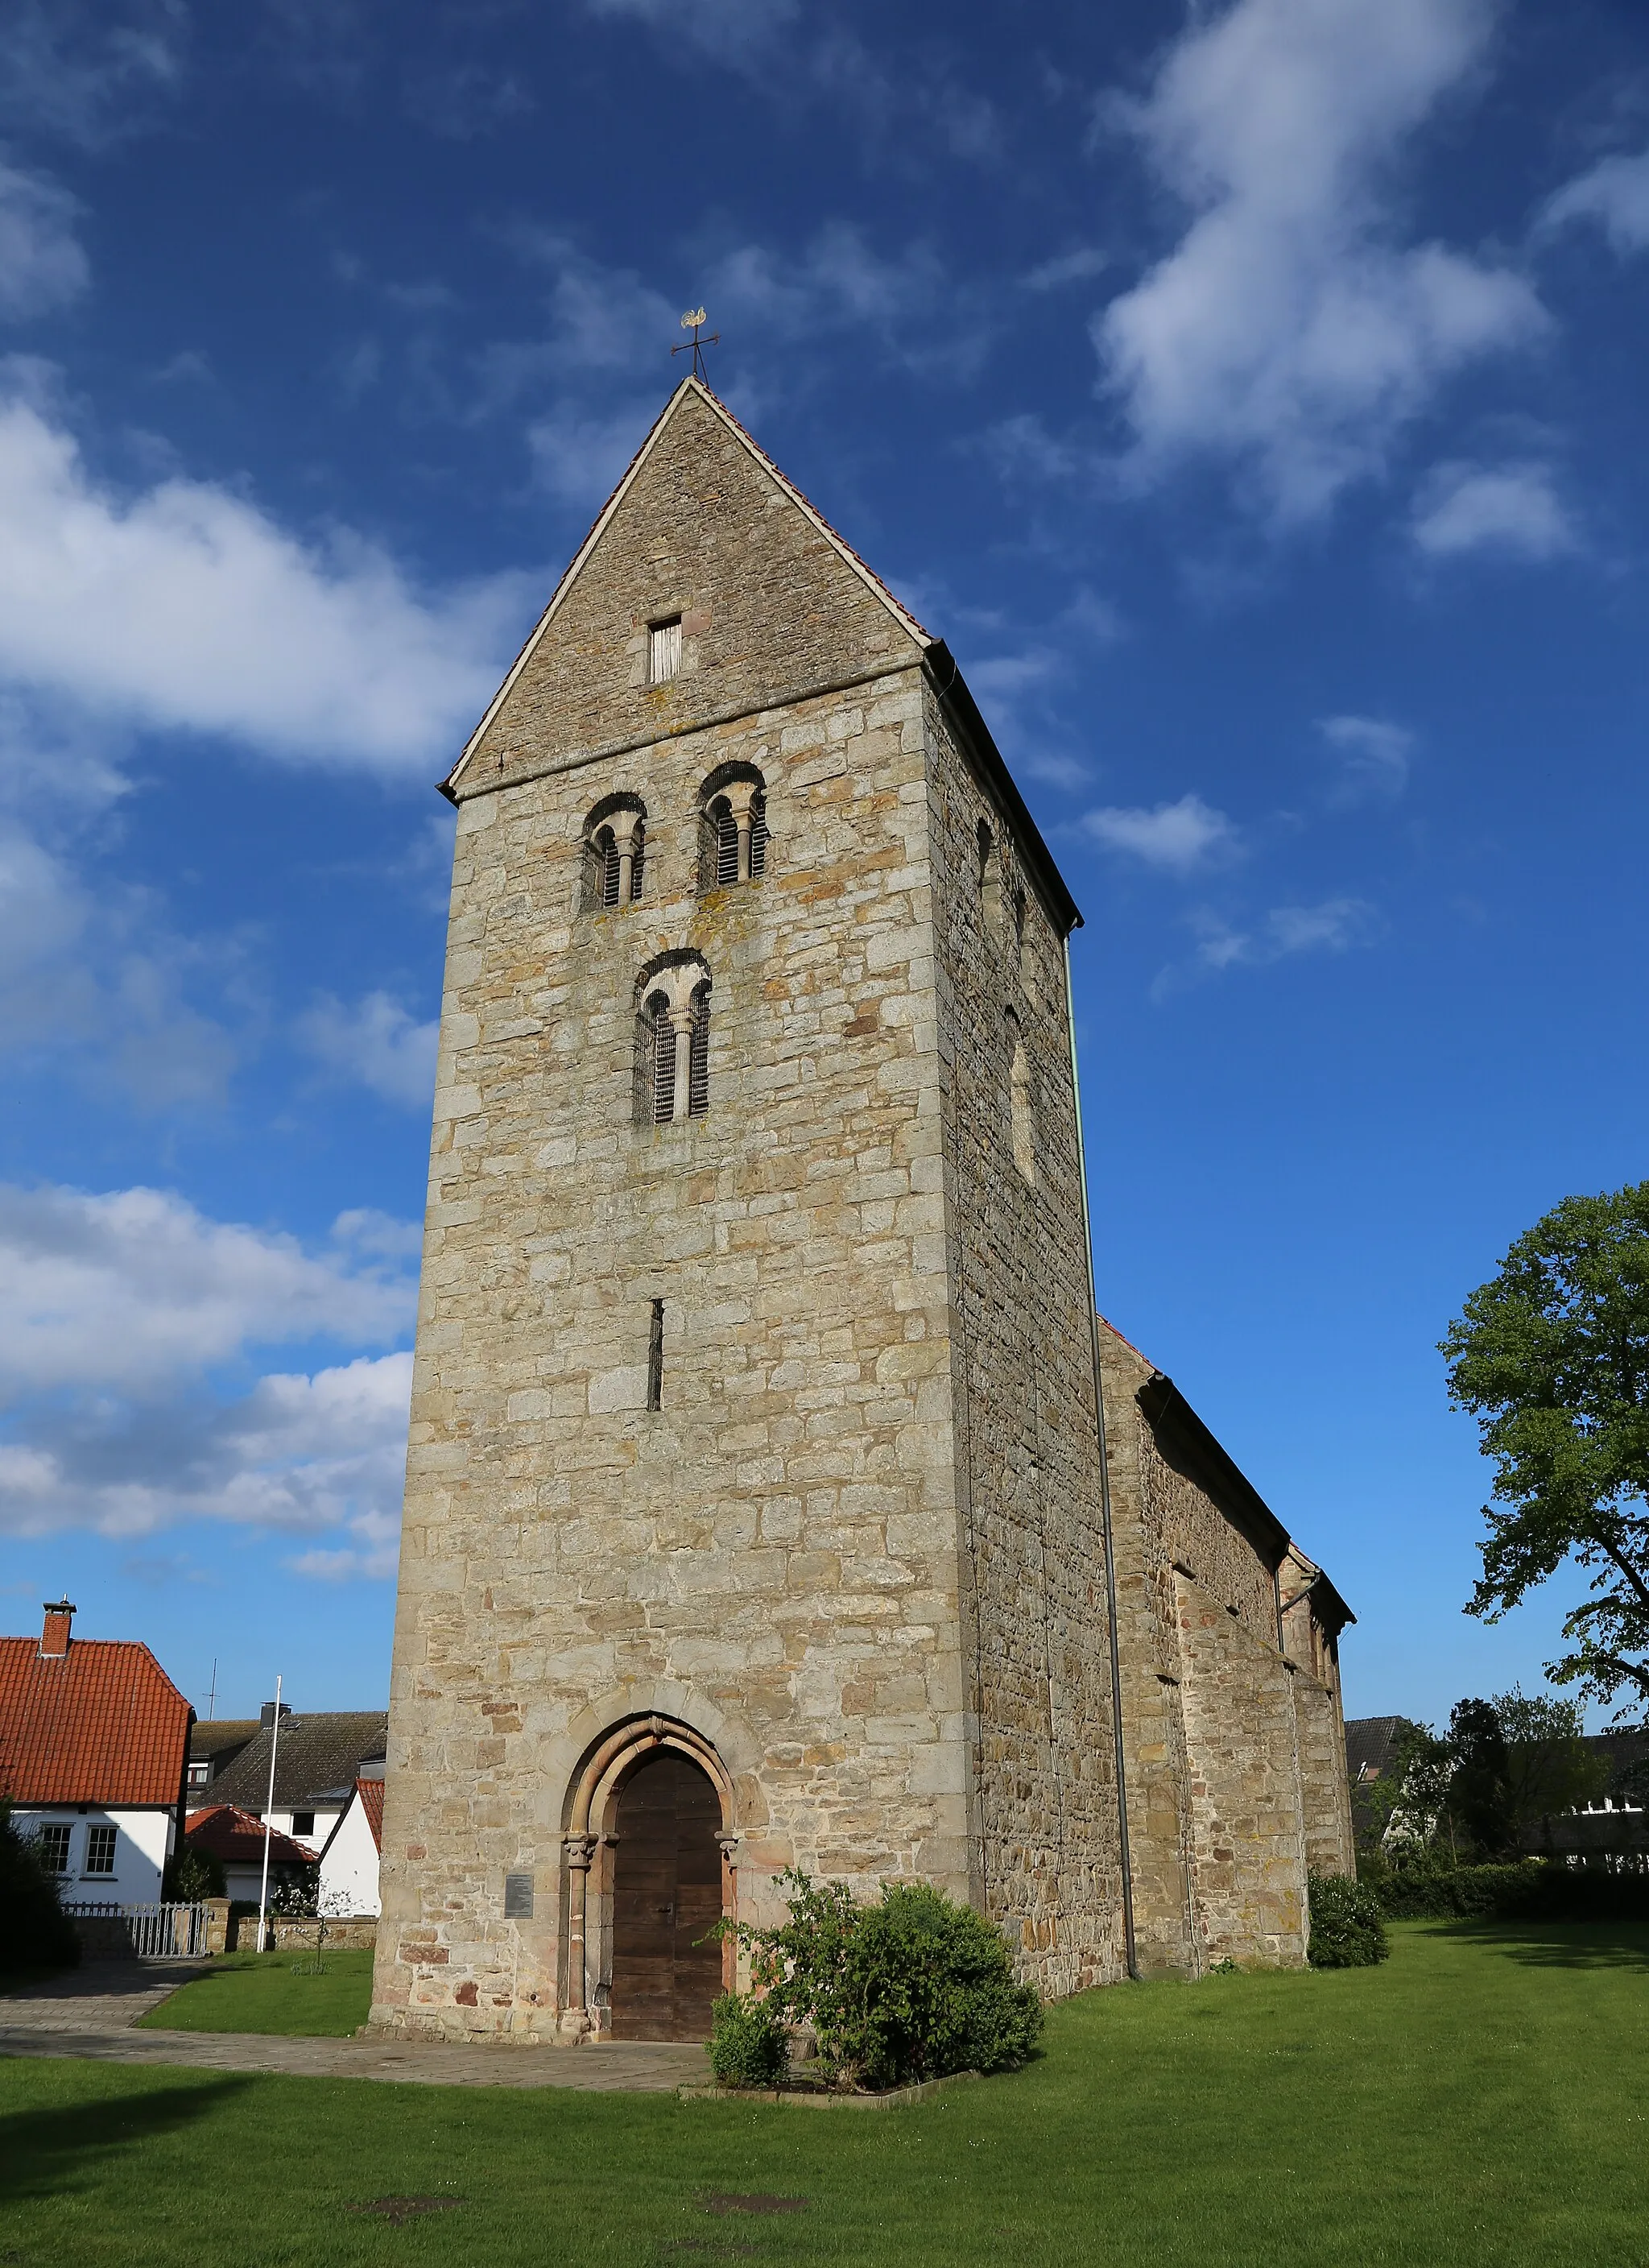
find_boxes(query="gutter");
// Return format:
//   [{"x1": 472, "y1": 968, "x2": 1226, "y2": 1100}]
[{"x1": 1064, "y1": 934, "x2": 1138, "y2": 1981}]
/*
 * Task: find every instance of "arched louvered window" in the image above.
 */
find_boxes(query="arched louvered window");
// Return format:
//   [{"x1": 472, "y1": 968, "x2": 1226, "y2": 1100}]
[
  {"x1": 700, "y1": 771, "x2": 768, "y2": 892},
  {"x1": 584, "y1": 799, "x2": 646, "y2": 912},
  {"x1": 647, "y1": 993, "x2": 675, "y2": 1124},
  {"x1": 637, "y1": 957, "x2": 713, "y2": 1124},
  {"x1": 713, "y1": 799, "x2": 739, "y2": 886},
  {"x1": 688, "y1": 984, "x2": 710, "y2": 1115}
]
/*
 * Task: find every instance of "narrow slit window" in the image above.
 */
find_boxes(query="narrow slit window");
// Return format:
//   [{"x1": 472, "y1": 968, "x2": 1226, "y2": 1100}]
[
  {"x1": 750, "y1": 793, "x2": 768, "y2": 877},
  {"x1": 649, "y1": 617, "x2": 682, "y2": 685},
  {"x1": 600, "y1": 830, "x2": 621, "y2": 908},
  {"x1": 647, "y1": 1299, "x2": 664, "y2": 1411}
]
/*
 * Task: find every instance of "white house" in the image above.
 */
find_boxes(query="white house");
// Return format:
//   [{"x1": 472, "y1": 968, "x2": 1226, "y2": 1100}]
[
  {"x1": 199, "y1": 1707, "x2": 388, "y2": 1858},
  {"x1": 0, "y1": 1600, "x2": 192, "y2": 1909},
  {"x1": 317, "y1": 1774, "x2": 383, "y2": 1917}
]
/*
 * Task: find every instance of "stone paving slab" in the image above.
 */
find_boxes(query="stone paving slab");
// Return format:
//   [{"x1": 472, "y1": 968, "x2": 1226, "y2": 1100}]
[
  {"x1": 0, "y1": 1960, "x2": 207, "y2": 2034},
  {"x1": 0, "y1": 2025, "x2": 708, "y2": 2092}
]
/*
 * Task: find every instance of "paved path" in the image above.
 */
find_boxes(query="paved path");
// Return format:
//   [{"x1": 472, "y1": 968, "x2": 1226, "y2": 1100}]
[{"x1": 0, "y1": 1964, "x2": 706, "y2": 2092}]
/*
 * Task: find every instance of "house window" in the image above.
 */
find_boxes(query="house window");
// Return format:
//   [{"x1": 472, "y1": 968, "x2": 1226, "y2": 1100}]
[
  {"x1": 187, "y1": 1762, "x2": 210, "y2": 1786},
  {"x1": 35, "y1": 1823, "x2": 72, "y2": 1874},
  {"x1": 649, "y1": 617, "x2": 682, "y2": 685},
  {"x1": 84, "y1": 1824, "x2": 117, "y2": 1876},
  {"x1": 291, "y1": 1811, "x2": 316, "y2": 1839}
]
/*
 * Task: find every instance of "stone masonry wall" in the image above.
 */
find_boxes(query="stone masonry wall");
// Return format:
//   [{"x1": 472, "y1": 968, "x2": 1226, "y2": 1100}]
[
  {"x1": 925, "y1": 688, "x2": 1125, "y2": 1998},
  {"x1": 374, "y1": 386, "x2": 987, "y2": 2038},
  {"x1": 1173, "y1": 1571, "x2": 1310, "y2": 1968},
  {"x1": 374, "y1": 660, "x2": 976, "y2": 2040},
  {"x1": 1097, "y1": 1321, "x2": 1340, "y2": 1972}
]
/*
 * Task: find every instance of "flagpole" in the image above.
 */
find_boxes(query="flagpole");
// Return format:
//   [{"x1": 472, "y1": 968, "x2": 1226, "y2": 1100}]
[{"x1": 255, "y1": 1674, "x2": 283, "y2": 1954}]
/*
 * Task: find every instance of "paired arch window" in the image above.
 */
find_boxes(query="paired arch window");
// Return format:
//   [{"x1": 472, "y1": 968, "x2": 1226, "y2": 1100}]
[
  {"x1": 583, "y1": 797, "x2": 646, "y2": 911},
  {"x1": 637, "y1": 956, "x2": 711, "y2": 1125},
  {"x1": 700, "y1": 767, "x2": 768, "y2": 893}
]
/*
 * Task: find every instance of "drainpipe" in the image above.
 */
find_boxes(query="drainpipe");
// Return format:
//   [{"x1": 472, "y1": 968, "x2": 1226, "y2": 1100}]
[{"x1": 1063, "y1": 936, "x2": 1139, "y2": 1981}]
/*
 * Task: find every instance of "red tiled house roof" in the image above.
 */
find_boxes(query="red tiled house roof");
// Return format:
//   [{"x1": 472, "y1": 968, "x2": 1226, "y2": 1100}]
[
  {"x1": 357, "y1": 1778, "x2": 384, "y2": 1852},
  {"x1": 0, "y1": 1635, "x2": 192, "y2": 1807},
  {"x1": 184, "y1": 1805, "x2": 316, "y2": 1868}
]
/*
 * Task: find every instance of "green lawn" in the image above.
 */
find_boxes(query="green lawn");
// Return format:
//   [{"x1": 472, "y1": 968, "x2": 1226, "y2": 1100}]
[
  {"x1": 6, "y1": 1921, "x2": 1647, "y2": 2266},
  {"x1": 136, "y1": 1949, "x2": 375, "y2": 2037}
]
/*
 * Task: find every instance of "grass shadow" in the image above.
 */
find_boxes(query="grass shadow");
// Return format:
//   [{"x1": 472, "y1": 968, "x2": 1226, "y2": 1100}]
[
  {"x1": 1424, "y1": 1918, "x2": 1649, "y2": 1970},
  {"x1": 0, "y1": 2073, "x2": 252, "y2": 2208}
]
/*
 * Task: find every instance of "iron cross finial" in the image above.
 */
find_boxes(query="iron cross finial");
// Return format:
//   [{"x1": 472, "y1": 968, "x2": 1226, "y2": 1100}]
[{"x1": 672, "y1": 308, "x2": 720, "y2": 381}]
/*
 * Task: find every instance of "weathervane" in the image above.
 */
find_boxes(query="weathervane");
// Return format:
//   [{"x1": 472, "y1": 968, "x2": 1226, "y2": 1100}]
[{"x1": 672, "y1": 307, "x2": 719, "y2": 381}]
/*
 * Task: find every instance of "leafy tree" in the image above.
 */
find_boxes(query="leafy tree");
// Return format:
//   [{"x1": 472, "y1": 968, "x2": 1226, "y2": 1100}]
[
  {"x1": 1496, "y1": 1686, "x2": 1609, "y2": 1837},
  {"x1": 1353, "y1": 1718, "x2": 1453, "y2": 1858},
  {"x1": 1443, "y1": 1183, "x2": 1649, "y2": 1715},
  {"x1": 0, "y1": 1801, "x2": 79, "y2": 1975},
  {"x1": 1447, "y1": 1699, "x2": 1513, "y2": 1857}
]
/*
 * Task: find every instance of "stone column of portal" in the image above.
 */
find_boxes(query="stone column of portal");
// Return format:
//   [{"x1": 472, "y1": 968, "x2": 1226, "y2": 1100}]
[
  {"x1": 669, "y1": 1007, "x2": 696, "y2": 1121},
  {"x1": 717, "y1": 1833, "x2": 741, "y2": 1993},
  {"x1": 721, "y1": 780, "x2": 759, "y2": 883},
  {"x1": 612, "y1": 811, "x2": 642, "y2": 905},
  {"x1": 561, "y1": 1835, "x2": 596, "y2": 2039}
]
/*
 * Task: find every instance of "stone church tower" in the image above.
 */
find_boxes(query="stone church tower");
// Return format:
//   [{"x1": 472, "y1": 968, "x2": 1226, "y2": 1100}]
[{"x1": 370, "y1": 378, "x2": 1354, "y2": 2043}]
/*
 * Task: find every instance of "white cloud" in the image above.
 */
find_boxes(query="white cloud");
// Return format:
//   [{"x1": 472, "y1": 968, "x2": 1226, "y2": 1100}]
[
  {"x1": 0, "y1": 783, "x2": 240, "y2": 1110},
  {"x1": 0, "y1": 159, "x2": 89, "y2": 318},
  {"x1": 0, "y1": 1352, "x2": 414, "y2": 1571},
  {"x1": 0, "y1": 378, "x2": 530, "y2": 772},
  {"x1": 1411, "y1": 460, "x2": 1579, "y2": 560},
  {"x1": 527, "y1": 398, "x2": 661, "y2": 508},
  {"x1": 1097, "y1": 0, "x2": 1545, "y2": 521},
  {"x1": 1317, "y1": 714, "x2": 1412, "y2": 801},
  {"x1": 0, "y1": 1184, "x2": 419, "y2": 1571},
  {"x1": 1193, "y1": 895, "x2": 1379, "y2": 971},
  {"x1": 1542, "y1": 148, "x2": 1649, "y2": 258},
  {"x1": 297, "y1": 990, "x2": 440, "y2": 1109},
  {"x1": 0, "y1": 2, "x2": 183, "y2": 150},
  {"x1": 0, "y1": 1182, "x2": 414, "y2": 1396},
  {"x1": 1081, "y1": 793, "x2": 1239, "y2": 874},
  {"x1": 585, "y1": 0, "x2": 798, "y2": 64},
  {"x1": 1023, "y1": 247, "x2": 1110, "y2": 292}
]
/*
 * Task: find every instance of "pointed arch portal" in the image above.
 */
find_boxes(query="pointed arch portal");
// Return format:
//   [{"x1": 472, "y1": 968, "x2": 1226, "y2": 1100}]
[{"x1": 561, "y1": 1714, "x2": 738, "y2": 2042}]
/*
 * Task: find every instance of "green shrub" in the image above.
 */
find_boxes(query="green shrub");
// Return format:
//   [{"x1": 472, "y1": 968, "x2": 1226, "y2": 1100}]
[
  {"x1": 706, "y1": 1992, "x2": 789, "y2": 2087},
  {"x1": 1370, "y1": 1857, "x2": 1649, "y2": 1923},
  {"x1": 1306, "y1": 1871, "x2": 1389, "y2": 1968},
  {"x1": 0, "y1": 1801, "x2": 79, "y2": 1976},
  {"x1": 729, "y1": 1870, "x2": 1043, "y2": 2092},
  {"x1": 164, "y1": 1845, "x2": 226, "y2": 1902}
]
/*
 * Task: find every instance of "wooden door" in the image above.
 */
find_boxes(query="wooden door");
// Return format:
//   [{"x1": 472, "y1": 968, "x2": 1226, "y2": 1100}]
[{"x1": 610, "y1": 1752, "x2": 725, "y2": 2041}]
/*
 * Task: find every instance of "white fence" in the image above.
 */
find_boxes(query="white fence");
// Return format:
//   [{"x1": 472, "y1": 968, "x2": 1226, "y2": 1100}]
[{"x1": 63, "y1": 1901, "x2": 211, "y2": 1957}]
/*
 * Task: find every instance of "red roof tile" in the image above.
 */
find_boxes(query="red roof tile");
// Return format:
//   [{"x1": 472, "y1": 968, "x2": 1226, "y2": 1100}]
[
  {"x1": 0, "y1": 1635, "x2": 192, "y2": 1808},
  {"x1": 357, "y1": 1777, "x2": 384, "y2": 1853},
  {"x1": 184, "y1": 1804, "x2": 316, "y2": 1868}
]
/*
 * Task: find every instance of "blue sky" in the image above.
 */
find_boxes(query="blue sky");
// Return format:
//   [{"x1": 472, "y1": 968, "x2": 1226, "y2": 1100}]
[{"x1": 2, "y1": 0, "x2": 1647, "y2": 1731}]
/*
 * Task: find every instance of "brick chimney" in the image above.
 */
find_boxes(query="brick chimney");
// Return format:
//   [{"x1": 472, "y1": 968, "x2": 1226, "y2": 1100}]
[{"x1": 39, "y1": 1599, "x2": 76, "y2": 1658}]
